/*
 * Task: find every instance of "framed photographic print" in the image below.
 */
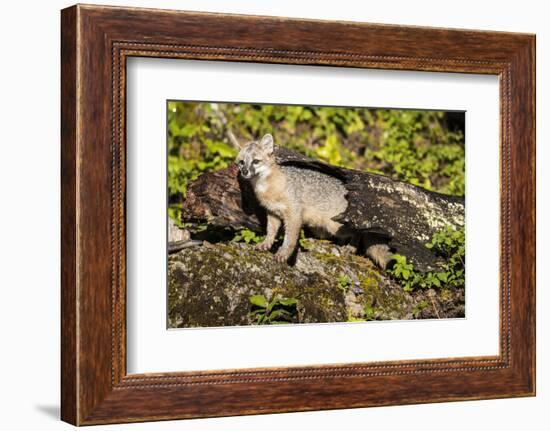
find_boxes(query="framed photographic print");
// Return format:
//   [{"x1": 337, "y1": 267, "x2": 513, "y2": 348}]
[{"x1": 61, "y1": 4, "x2": 535, "y2": 425}]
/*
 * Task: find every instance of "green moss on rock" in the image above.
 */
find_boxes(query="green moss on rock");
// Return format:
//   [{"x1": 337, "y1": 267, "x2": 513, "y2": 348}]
[{"x1": 168, "y1": 240, "x2": 464, "y2": 328}]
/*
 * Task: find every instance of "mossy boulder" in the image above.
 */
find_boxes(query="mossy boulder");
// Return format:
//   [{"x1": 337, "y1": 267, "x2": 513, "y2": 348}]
[{"x1": 168, "y1": 239, "x2": 464, "y2": 328}]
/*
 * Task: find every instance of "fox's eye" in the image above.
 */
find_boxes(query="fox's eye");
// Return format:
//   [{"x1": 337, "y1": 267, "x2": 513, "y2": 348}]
[
  {"x1": 252, "y1": 159, "x2": 261, "y2": 165},
  {"x1": 238, "y1": 160, "x2": 244, "y2": 166}
]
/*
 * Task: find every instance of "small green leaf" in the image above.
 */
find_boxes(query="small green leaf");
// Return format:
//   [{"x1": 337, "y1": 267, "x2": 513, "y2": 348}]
[
  {"x1": 249, "y1": 295, "x2": 268, "y2": 308},
  {"x1": 436, "y1": 272, "x2": 448, "y2": 282},
  {"x1": 278, "y1": 298, "x2": 298, "y2": 307}
]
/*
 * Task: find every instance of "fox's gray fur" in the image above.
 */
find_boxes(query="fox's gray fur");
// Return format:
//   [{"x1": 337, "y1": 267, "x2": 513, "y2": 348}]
[{"x1": 231, "y1": 132, "x2": 351, "y2": 263}]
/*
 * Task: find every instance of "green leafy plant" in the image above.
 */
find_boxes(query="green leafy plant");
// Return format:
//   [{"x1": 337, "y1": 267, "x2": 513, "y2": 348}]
[
  {"x1": 231, "y1": 228, "x2": 264, "y2": 244},
  {"x1": 390, "y1": 254, "x2": 415, "y2": 283},
  {"x1": 249, "y1": 295, "x2": 299, "y2": 325},
  {"x1": 346, "y1": 302, "x2": 377, "y2": 322},
  {"x1": 364, "y1": 110, "x2": 465, "y2": 195},
  {"x1": 337, "y1": 273, "x2": 351, "y2": 293},
  {"x1": 388, "y1": 226, "x2": 465, "y2": 292},
  {"x1": 425, "y1": 225, "x2": 465, "y2": 287}
]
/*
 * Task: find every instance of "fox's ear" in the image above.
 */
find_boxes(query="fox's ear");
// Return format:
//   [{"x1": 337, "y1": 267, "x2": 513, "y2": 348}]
[
  {"x1": 228, "y1": 130, "x2": 243, "y2": 149},
  {"x1": 260, "y1": 134, "x2": 274, "y2": 154}
]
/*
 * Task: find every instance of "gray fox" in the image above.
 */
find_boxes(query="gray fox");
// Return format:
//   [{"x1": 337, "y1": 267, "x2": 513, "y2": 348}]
[{"x1": 230, "y1": 132, "x2": 351, "y2": 263}]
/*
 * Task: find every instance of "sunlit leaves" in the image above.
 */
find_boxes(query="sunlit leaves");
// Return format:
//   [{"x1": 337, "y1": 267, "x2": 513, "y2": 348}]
[
  {"x1": 388, "y1": 226, "x2": 465, "y2": 292},
  {"x1": 167, "y1": 102, "x2": 465, "y2": 228}
]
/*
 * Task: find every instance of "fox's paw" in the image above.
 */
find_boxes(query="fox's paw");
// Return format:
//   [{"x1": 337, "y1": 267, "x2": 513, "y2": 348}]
[
  {"x1": 254, "y1": 241, "x2": 272, "y2": 252},
  {"x1": 274, "y1": 249, "x2": 291, "y2": 263}
]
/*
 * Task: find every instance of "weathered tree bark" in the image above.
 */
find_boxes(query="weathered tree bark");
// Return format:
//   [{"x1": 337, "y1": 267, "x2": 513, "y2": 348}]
[{"x1": 181, "y1": 147, "x2": 464, "y2": 272}]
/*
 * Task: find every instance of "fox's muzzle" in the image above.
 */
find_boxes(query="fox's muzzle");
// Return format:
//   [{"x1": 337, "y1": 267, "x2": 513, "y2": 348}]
[{"x1": 240, "y1": 168, "x2": 253, "y2": 179}]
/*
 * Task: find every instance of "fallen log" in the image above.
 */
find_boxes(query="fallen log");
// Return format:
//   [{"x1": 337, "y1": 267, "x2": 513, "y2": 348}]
[{"x1": 181, "y1": 147, "x2": 464, "y2": 272}]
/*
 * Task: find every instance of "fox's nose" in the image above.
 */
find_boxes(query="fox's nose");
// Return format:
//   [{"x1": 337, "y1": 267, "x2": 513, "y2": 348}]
[{"x1": 242, "y1": 168, "x2": 249, "y2": 176}]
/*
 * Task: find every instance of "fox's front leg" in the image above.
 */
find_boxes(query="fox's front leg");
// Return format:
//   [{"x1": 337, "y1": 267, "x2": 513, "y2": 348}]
[
  {"x1": 274, "y1": 212, "x2": 302, "y2": 263},
  {"x1": 255, "y1": 213, "x2": 281, "y2": 251}
]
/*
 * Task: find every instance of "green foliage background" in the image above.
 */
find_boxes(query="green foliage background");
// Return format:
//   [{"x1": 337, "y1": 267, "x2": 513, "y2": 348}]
[{"x1": 168, "y1": 101, "x2": 465, "y2": 226}]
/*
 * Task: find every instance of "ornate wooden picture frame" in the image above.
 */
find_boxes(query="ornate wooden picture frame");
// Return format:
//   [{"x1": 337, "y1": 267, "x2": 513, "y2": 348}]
[{"x1": 61, "y1": 4, "x2": 535, "y2": 425}]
